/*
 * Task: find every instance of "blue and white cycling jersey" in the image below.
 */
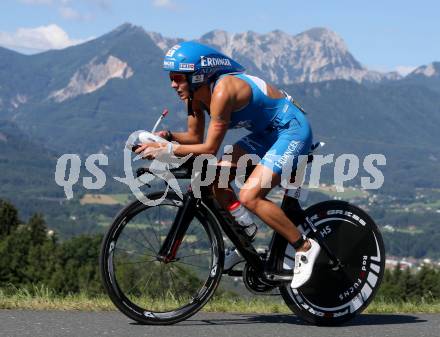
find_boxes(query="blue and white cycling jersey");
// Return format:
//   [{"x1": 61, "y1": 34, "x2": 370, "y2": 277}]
[{"x1": 214, "y1": 73, "x2": 313, "y2": 176}]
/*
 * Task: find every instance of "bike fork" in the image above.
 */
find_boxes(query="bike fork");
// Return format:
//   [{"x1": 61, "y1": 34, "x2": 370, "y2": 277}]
[{"x1": 157, "y1": 192, "x2": 196, "y2": 263}]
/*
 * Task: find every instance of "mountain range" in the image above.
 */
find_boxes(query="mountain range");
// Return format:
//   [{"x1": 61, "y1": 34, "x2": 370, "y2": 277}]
[
  {"x1": 0, "y1": 23, "x2": 439, "y2": 201},
  {"x1": 149, "y1": 26, "x2": 402, "y2": 84}
]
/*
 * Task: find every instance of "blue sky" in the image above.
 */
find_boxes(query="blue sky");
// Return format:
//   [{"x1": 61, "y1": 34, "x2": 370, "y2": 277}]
[{"x1": 0, "y1": 0, "x2": 438, "y2": 75}]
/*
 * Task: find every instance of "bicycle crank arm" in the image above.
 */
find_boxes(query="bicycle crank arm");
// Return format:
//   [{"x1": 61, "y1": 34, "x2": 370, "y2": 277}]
[{"x1": 263, "y1": 272, "x2": 293, "y2": 282}]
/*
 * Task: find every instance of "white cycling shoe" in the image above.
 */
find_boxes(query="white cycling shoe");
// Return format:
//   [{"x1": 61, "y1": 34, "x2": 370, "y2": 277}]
[{"x1": 290, "y1": 238, "x2": 321, "y2": 289}]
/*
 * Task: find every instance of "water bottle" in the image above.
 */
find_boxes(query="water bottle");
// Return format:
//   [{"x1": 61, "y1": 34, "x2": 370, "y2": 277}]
[{"x1": 227, "y1": 201, "x2": 258, "y2": 240}]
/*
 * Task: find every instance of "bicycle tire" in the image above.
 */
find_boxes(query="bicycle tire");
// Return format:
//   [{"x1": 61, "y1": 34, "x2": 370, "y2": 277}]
[
  {"x1": 100, "y1": 191, "x2": 224, "y2": 325},
  {"x1": 278, "y1": 200, "x2": 385, "y2": 325}
]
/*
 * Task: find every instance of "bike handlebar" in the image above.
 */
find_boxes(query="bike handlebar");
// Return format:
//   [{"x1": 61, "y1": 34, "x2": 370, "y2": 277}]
[
  {"x1": 135, "y1": 153, "x2": 315, "y2": 182},
  {"x1": 135, "y1": 157, "x2": 254, "y2": 181}
]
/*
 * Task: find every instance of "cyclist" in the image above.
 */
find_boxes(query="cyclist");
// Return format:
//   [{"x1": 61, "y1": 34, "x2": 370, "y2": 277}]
[{"x1": 135, "y1": 41, "x2": 320, "y2": 288}]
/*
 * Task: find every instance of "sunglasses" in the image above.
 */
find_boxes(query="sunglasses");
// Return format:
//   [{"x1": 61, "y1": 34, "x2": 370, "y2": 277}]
[{"x1": 169, "y1": 73, "x2": 187, "y2": 83}]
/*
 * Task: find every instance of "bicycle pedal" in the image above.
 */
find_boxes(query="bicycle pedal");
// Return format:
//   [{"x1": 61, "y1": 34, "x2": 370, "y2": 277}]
[{"x1": 263, "y1": 270, "x2": 293, "y2": 282}]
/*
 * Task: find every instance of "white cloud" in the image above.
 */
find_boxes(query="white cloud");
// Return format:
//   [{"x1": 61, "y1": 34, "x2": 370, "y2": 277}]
[
  {"x1": 17, "y1": 0, "x2": 111, "y2": 19},
  {"x1": 60, "y1": 0, "x2": 112, "y2": 10},
  {"x1": 395, "y1": 65, "x2": 417, "y2": 76},
  {"x1": 59, "y1": 6, "x2": 81, "y2": 19},
  {"x1": 59, "y1": 6, "x2": 93, "y2": 21},
  {"x1": 18, "y1": 0, "x2": 110, "y2": 5},
  {"x1": 89, "y1": 0, "x2": 111, "y2": 10},
  {"x1": 19, "y1": 0, "x2": 54, "y2": 4},
  {"x1": 0, "y1": 24, "x2": 86, "y2": 52},
  {"x1": 152, "y1": 0, "x2": 177, "y2": 10}
]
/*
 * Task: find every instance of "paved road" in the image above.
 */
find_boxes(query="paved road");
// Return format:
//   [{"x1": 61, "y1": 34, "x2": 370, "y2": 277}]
[{"x1": 0, "y1": 311, "x2": 439, "y2": 337}]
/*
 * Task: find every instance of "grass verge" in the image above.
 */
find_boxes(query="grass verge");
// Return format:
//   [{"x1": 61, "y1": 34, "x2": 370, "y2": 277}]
[{"x1": 1, "y1": 288, "x2": 439, "y2": 313}]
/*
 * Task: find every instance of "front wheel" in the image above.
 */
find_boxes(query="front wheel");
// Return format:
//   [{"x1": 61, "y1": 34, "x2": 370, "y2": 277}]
[
  {"x1": 99, "y1": 191, "x2": 224, "y2": 325},
  {"x1": 279, "y1": 200, "x2": 385, "y2": 325}
]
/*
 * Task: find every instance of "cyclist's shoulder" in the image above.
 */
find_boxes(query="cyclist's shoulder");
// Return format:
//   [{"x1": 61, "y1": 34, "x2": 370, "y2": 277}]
[
  {"x1": 212, "y1": 74, "x2": 252, "y2": 96},
  {"x1": 217, "y1": 73, "x2": 284, "y2": 100}
]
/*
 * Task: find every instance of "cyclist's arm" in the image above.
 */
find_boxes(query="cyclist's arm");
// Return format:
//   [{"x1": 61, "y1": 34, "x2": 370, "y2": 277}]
[
  {"x1": 168, "y1": 100, "x2": 205, "y2": 144},
  {"x1": 173, "y1": 83, "x2": 233, "y2": 156}
]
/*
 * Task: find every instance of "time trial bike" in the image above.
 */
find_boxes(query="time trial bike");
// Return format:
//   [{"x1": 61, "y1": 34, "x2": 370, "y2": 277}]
[{"x1": 99, "y1": 142, "x2": 385, "y2": 326}]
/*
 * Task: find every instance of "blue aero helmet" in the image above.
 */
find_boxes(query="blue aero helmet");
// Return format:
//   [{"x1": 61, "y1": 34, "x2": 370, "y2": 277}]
[{"x1": 163, "y1": 41, "x2": 245, "y2": 91}]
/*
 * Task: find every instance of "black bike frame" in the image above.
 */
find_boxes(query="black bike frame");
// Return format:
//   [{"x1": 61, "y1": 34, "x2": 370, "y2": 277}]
[{"x1": 151, "y1": 165, "x2": 342, "y2": 279}]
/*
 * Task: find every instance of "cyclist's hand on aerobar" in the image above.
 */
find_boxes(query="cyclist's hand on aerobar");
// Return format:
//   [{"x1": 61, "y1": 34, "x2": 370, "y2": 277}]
[
  {"x1": 134, "y1": 142, "x2": 172, "y2": 160},
  {"x1": 154, "y1": 130, "x2": 171, "y2": 140}
]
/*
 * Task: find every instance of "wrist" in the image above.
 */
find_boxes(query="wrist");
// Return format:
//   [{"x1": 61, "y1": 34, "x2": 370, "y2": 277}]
[{"x1": 166, "y1": 142, "x2": 174, "y2": 155}]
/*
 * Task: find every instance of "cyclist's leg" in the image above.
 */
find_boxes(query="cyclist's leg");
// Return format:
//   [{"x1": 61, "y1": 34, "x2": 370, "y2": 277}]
[
  {"x1": 236, "y1": 120, "x2": 312, "y2": 249},
  {"x1": 212, "y1": 131, "x2": 282, "y2": 209},
  {"x1": 212, "y1": 144, "x2": 257, "y2": 271},
  {"x1": 211, "y1": 144, "x2": 249, "y2": 209},
  {"x1": 237, "y1": 117, "x2": 321, "y2": 287},
  {"x1": 239, "y1": 165, "x2": 304, "y2": 244},
  {"x1": 212, "y1": 130, "x2": 306, "y2": 246},
  {"x1": 212, "y1": 133, "x2": 280, "y2": 210}
]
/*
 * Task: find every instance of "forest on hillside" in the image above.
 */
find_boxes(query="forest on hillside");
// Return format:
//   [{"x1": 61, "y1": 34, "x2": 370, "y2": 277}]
[{"x1": 1, "y1": 199, "x2": 439, "y2": 302}]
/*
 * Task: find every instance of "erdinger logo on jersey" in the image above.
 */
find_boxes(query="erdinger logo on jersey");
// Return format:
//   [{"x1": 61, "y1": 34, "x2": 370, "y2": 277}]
[
  {"x1": 201, "y1": 56, "x2": 232, "y2": 67},
  {"x1": 274, "y1": 140, "x2": 302, "y2": 169},
  {"x1": 166, "y1": 44, "x2": 180, "y2": 57}
]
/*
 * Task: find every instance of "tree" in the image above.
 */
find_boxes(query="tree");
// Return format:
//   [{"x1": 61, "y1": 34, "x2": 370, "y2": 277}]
[
  {"x1": 0, "y1": 199, "x2": 20, "y2": 238},
  {"x1": 49, "y1": 234, "x2": 103, "y2": 295},
  {"x1": 27, "y1": 213, "x2": 48, "y2": 246},
  {"x1": 0, "y1": 226, "x2": 32, "y2": 285},
  {"x1": 417, "y1": 266, "x2": 439, "y2": 301}
]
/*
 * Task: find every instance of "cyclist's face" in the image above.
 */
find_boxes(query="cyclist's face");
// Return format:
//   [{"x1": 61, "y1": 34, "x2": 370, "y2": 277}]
[{"x1": 169, "y1": 72, "x2": 190, "y2": 100}]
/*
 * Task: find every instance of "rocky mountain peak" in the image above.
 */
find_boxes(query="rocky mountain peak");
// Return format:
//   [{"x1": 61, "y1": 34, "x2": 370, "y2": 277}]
[
  {"x1": 140, "y1": 26, "x2": 403, "y2": 84},
  {"x1": 411, "y1": 62, "x2": 440, "y2": 77},
  {"x1": 198, "y1": 28, "x2": 384, "y2": 83},
  {"x1": 112, "y1": 22, "x2": 145, "y2": 35},
  {"x1": 296, "y1": 27, "x2": 349, "y2": 54},
  {"x1": 300, "y1": 27, "x2": 340, "y2": 40},
  {"x1": 145, "y1": 31, "x2": 182, "y2": 52},
  {"x1": 98, "y1": 23, "x2": 147, "y2": 44},
  {"x1": 200, "y1": 29, "x2": 230, "y2": 40}
]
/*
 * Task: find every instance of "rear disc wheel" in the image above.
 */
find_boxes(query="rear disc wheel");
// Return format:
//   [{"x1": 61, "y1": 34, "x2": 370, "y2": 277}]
[{"x1": 279, "y1": 200, "x2": 385, "y2": 325}]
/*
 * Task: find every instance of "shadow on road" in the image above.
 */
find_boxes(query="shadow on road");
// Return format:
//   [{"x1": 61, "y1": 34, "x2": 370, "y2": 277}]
[
  {"x1": 337, "y1": 314, "x2": 428, "y2": 327},
  {"x1": 168, "y1": 313, "x2": 428, "y2": 327}
]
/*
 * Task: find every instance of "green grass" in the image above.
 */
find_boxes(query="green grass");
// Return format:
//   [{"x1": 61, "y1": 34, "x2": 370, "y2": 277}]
[
  {"x1": 405, "y1": 199, "x2": 440, "y2": 211},
  {"x1": 109, "y1": 194, "x2": 132, "y2": 204},
  {"x1": 313, "y1": 187, "x2": 369, "y2": 199},
  {"x1": 1, "y1": 287, "x2": 439, "y2": 313}
]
